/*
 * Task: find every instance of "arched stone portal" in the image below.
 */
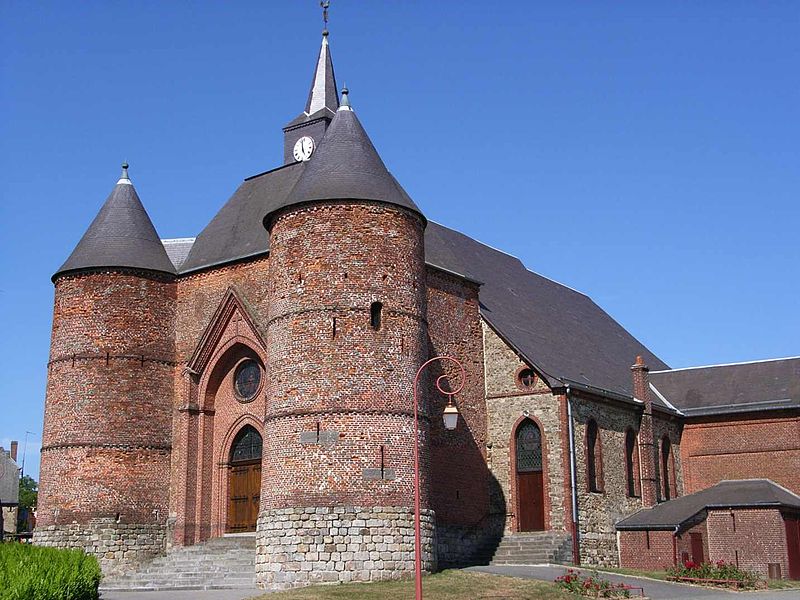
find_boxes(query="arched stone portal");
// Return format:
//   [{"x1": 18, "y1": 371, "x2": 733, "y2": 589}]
[
  {"x1": 226, "y1": 425, "x2": 263, "y2": 533},
  {"x1": 514, "y1": 419, "x2": 545, "y2": 531}
]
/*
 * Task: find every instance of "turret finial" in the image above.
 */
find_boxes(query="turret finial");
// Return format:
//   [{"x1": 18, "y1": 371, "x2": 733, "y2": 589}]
[
  {"x1": 117, "y1": 161, "x2": 132, "y2": 185},
  {"x1": 339, "y1": 84, "x2": 352, "y2": 111}
]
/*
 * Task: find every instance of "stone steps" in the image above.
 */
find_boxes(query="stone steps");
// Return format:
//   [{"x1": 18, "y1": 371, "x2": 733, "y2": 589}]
[
  {"x1": 100, "y1": 534, "x2": 256, "y2": 591},
  {"x1": 489, "y1": 532, "x2": 572, "y2": 566}
]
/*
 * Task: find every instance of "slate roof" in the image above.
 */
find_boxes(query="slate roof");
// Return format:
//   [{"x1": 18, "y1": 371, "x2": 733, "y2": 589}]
[
  {"x1": 285, "y1": 33, "x2": 338, "y2": 128},
  {"x1": 179, "y1": 144, "x2": 667, "y2": 400},
  {"x1": 267, "y1": 106, "x2": 423, "y2": 224},
  {"x1": 616, "y1": 479, "x2": 800, "y2": 531},
  {"x1": 424, "y1": 223, "x2": 670, "y2": 401},
  {"x1": 55, "y1": 176, "x2": 176, "y2": 280},
  {"x1": 162, "y1": 238, "x2": 196, "y2": 271},
  {"x1": 650, "y1": 357, "x2": 800, "y2": 417}
]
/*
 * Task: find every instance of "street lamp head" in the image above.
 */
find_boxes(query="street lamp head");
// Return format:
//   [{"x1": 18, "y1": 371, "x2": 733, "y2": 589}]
[{"x1": 443, "y1": 402, "x2": 459, "y2": 431}]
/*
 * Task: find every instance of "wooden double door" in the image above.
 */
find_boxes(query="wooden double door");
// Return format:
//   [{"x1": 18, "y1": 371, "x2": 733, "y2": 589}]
[
  {"x1": 226, "y1": 425, "x2": 262, "y2": 533},
  {"x1": 516, "y1": 419, "x2": 545, "y2": 531}
]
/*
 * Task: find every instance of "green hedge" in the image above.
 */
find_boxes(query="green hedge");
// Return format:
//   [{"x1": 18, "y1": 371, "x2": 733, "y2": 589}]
[{"x1": 0, "y1": 543, "x2": 102, "y2": 600}]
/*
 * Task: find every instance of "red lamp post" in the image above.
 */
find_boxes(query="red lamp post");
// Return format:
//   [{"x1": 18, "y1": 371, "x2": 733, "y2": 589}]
[{"x1": 412, "y1": 356, "x2": 465, "y2": 600}]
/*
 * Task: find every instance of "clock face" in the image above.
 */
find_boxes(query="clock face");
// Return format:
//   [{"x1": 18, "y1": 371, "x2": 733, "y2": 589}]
[{"x1": 293, "y1": 136, "x2": 315, "y2": 162}]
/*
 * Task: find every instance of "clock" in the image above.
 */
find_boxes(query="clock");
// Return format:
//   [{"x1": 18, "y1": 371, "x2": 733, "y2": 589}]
[{"x1": 293, "y1": 136, "x2": 315, "y2": 162}]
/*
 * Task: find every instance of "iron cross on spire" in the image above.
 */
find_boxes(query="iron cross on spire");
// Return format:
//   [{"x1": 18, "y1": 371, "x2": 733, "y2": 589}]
[{"x1": 321, "y1": 1, "x2": 330, "y2": 34}]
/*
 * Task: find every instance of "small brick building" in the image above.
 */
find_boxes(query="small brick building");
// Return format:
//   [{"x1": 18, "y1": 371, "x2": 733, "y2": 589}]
[
  {"x1": 34, "y1": 24, "x2": 800, "y2": 588},
  {"x1": 617, "y1": 479, "x2": 800, "y2": 580}
]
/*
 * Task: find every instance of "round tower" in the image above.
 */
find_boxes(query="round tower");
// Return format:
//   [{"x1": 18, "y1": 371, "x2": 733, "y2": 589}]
[
  {"x1": 35, "y1": 164, "x2": 176, "y2": 574},
  {"x1": 256, "y1": 95, "x2": 434, "y2": 589}
]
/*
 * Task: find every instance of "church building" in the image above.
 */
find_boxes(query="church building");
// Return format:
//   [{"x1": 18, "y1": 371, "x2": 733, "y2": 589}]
[{"x1": 35, "y1": 20, "x2": 800, "y2": 589}]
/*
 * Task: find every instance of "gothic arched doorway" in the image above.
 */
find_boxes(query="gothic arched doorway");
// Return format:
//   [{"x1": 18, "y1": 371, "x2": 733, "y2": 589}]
[
  {"x1": 226, "y1": 425, "x2": 262, "y2": 533},
  {"x1": 515, "y1": 419, "x2": 545, "y2": 531}
]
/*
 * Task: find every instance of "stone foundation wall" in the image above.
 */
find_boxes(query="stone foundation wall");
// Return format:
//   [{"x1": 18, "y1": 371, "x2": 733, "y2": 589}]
[
  {"x1": 255, "y1": 506, "x2": 435, "y2": 590},
  {"x1": 436, "y1": 514, "x2": 505, "y2": 568},
  {"x1": 33, "y1": 519, "x2": 166, "y2": 576}
]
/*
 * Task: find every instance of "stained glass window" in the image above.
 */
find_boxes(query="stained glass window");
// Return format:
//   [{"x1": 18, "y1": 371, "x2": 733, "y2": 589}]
[
  {"x1": 230, "y1": 425, "x2": 263, "y2": 463},
  {"x1": 516, "y1": 420, "x2": 542, "y2": 472},
  {"x1": 518, "y1": 368, "x2": 537, "y2": 388},
  {"x1": 234, "y1": 360, "x2": 261, "y2": 401}
]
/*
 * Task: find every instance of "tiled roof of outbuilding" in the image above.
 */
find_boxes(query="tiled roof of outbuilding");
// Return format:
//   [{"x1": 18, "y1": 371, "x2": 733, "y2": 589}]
[
  {"x1": 616, "y1": 479, "x2": 800, "y2": 530},
  {"x1": 54, "y1": 169, "x2": 176, "y2": 280},
  {"x1": 650, "y1": 357, "x2": 800, "y2": 416}
]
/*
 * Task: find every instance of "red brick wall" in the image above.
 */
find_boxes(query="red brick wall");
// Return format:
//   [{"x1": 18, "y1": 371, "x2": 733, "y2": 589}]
[
  {"x1": 681, "y1": 413, "x2": 800, "y2": 495},
  {"x1": 425, "y1": 268, "x2": 488, "y2": 526},
  {"x1": 707, "y1": 508, "x2": 790, "y2": 578},
  {"x1": 171, "y1": 262, "x2": 271, "y2": 545},
  {"x1": 39, "y1": 271, "x2": 175, "y2": 526},
  {"x1": 619, "y1": 530, "x2": 675, "y2": 571},
  {"x1": 262, "y1": 202, "x2": 427, "y2": 509}
]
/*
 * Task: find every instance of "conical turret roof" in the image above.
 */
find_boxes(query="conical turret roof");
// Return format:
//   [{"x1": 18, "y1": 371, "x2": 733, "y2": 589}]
[
  {"x1": 268, "y1": 98, "x2": 423, "y2": 224},
  {"x1": 54, "y1": 165, "x2": 176, "y2": 280}
]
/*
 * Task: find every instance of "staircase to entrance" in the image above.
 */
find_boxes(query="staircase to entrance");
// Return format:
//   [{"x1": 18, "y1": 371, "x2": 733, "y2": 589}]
[
  {"x1": 100, "y1": 534, "x2": 256, "y2": 591},
  {"x1": 488, "y1": 532, "x2": 573, "y2": 565}
]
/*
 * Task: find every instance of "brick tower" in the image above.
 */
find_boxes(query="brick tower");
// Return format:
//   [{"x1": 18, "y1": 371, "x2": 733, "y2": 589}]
[
  {"x1": 35, "y1": 165, "x2": 176, "y2": 573},
  {"x1": 255, "y1": 79, "x2": 434, "y2": 588}
]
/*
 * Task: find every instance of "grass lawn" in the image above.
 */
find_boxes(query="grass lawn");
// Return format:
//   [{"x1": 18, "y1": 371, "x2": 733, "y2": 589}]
[
  {"x1": 594, "y1": 566, "x2": 800, "y2": 590},
  {"x1": 251, "y1": 570, "x2": 572, "y2": 599}
]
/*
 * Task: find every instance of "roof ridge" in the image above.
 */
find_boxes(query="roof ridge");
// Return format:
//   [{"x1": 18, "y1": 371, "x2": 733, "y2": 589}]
[{"x1": 651, "y1": 355, "x2": 800, "y2": 373}]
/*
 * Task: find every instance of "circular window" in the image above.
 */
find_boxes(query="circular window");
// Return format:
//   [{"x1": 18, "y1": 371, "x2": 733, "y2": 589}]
[
  {"x1": 517, "y1": 368, "x2": 537, "y2": 389},
  {"x1": 234, "y1": 360, "x2": 261, "y2": 402}
]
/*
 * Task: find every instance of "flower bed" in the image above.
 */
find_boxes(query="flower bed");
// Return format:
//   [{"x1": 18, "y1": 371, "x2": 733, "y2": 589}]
[
  {"x1": 666, "y1": 560, "x2": 762, "y2": 590},
  {"x1": 555, "y1": 569, "x2": 642, "y2": 598}
]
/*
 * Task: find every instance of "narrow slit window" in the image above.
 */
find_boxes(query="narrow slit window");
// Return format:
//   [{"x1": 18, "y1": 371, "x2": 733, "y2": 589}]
[{"x1": 370, "y1": 302, "x2": 383, "y2": 330}]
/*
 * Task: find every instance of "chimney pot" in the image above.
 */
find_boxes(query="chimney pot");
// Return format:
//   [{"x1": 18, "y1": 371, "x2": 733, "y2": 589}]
[{"x1": 10, "y1": 440, "x2": 18, "y2": 462}]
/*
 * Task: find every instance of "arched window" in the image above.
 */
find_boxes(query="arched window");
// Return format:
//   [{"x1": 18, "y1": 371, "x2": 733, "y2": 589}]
[
  {"x1": 229, "y1": 425, "x2": 263, "y2": 464},
  {"x1": 586, "y1": 419, "x2": 604, "y2": 493},
  {"x1": 661, "y1": 436, "x2": 674, "y2": 501},
  {"x1": 370, "y1": 301, "x2": 383, "y2": 330},
  {"x1": 516, "y1": 420, "x2": 543, "y2": 472},
  {"x1": 625, "y1": 428, "x2": 640, "y2": 498}
]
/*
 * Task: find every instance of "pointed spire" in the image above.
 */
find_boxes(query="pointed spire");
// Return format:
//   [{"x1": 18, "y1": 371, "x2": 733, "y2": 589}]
[
  {"x1": 304, "y1": 31, "x2": 339, "y2": 117},
  {"x1": 268, "y1": 107, "x2": 424, "y2": 225},
  {"x1": 54, "y1": 165, "x2": 176, "y2": 280}
]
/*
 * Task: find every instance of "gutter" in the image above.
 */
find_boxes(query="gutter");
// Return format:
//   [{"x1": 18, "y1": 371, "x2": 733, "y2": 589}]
[{"x1": 566, "y1": 384, "x2": 580, "y2": 565}]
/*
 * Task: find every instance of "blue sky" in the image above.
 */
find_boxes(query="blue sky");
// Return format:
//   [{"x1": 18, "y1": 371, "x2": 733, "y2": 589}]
[{"x1": 1, "y1": 1, "x2": 798, "y2": 482}]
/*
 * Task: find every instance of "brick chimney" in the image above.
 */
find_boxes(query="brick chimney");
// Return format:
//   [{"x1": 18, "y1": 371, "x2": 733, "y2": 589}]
[
  {"x1": 10, "y1": 440, "x2": 18, "y2": 462},
  {"x1": 632, "y1": 356, "x2": 658, "y2": 507}
]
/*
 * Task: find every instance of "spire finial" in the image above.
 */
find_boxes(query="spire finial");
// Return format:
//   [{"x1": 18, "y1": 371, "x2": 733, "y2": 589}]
[
  {"x1": 117, "y1": 161, "x2": 132, "y2": 185},
  {"x1": 339, "y1": 84, "x2": 352, "y2": 111},
  {"x1": 321, "y1": 1, "x2": 330, "y2": 36}
]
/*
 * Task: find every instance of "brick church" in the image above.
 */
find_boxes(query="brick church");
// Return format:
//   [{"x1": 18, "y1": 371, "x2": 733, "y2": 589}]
[{"x1": 35, "y1": 22, "x2": 800, "y2": 589}]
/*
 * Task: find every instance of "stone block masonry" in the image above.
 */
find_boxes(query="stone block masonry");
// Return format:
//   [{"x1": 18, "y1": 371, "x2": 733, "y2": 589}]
[
  {"x1": 34, "y1": 519, "x2": 166, "y2": 577},
  {"x1": 255, "y1": 506, "x2": 435, "y2": 589}
]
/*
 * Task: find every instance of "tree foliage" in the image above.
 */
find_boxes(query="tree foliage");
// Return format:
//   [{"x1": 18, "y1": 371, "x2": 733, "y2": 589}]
[{"x1": 18, "y1": 475, "x2": 37, "y2": 511}]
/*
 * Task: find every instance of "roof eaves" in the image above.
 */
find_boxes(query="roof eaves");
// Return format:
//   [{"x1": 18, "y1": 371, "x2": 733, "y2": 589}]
[
  {"x1": 177, "y1": 250, "x2": 270, "y2": 276},
  {"x1": 682, "y1": 398, "x2": 799, "y2": 418},
  {"x1": 426, "y1": 262, "x2": 484, "y2": 286}
]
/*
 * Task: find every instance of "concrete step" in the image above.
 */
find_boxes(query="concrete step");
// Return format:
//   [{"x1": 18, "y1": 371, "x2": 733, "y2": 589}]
[{"x1": 488, "y1": 532, "x2": 572, "y2": 567}]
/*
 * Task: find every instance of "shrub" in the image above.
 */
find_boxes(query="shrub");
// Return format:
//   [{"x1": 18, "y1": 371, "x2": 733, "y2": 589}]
[
  {"x1": 666, "y1": 559, "x2": 759, "y2": 588},
  {"x1": 555, "y1": 569, "x2": 632, "y2": 598},
  {"x1": 0, "y1": 543, "x2": 102, "y2": 600}
]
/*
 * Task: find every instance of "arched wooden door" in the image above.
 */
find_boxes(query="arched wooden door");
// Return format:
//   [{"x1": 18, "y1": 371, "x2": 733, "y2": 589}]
[
  {"x1": 516, "y1": 419, "x2": 545, "y2": 531},
  {"x1": 226, "y1": 425, "x2": 262, "y2": 533}
]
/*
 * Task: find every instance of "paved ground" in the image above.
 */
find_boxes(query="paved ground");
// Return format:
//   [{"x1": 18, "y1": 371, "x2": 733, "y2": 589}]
[
  {"x1": 467, "y1": 565, "x2": 798, "y2": 600},
  {"x1": 101, "y1": 590, "x2": 262, "y2": 600}
]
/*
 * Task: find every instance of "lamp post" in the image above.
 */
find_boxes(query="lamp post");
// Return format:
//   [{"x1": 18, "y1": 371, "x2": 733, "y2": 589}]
[{"x1": 412, "y1": 355, "x2": 465, "y2": 600}]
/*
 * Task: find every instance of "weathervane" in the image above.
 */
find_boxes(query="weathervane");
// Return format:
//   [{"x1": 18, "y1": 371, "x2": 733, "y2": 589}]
[{"x1": 321, "y1": 1, "x2": 330, "y2": 35}]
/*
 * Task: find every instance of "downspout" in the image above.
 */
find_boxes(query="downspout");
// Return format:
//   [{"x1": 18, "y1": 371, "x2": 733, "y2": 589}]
[
  {"x1": 672, "y1": 526, "x2": 679, "y2": 567},
  {"x1": 566, "y1": 384, "x2": 580, "y2": 565}
]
